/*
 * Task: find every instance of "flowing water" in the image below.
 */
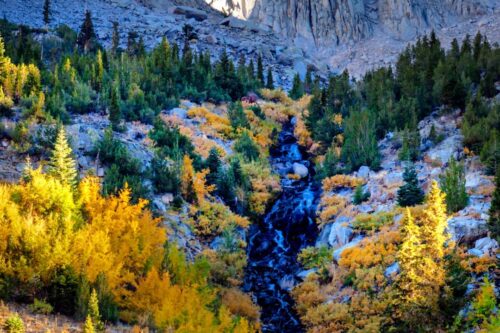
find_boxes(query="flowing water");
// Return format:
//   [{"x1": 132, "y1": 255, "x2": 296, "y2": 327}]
[{"x1": 244, "y1": 122, "x2": 320, "y2": 332}]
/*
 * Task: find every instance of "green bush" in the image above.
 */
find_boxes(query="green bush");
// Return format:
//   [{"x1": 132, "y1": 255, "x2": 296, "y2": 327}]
[
  {"x1": 298, "y1": 246, "x2": 332, "y2": 270},
  {"x1": 3, "y1": 314, "x2": 25, "y2": 333},
  {"x1": 234, "y1": 131, "x2": 260, "y2": 162},
  {"x1": 28, "y1": 298, "x2": 53, "y2": 315},
  {"x1": 439, "y1": 157, "x2": 468, "y2": 213},
  {"x1": 353, "y1": 184, "x2": 370, "y2": 205}
]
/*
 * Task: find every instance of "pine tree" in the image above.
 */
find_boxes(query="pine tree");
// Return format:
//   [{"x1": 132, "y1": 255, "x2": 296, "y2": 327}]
[
  {"x1": 109, "y1": 86, "x2": 121, "y2": 130},
  {"x1": 266, "y1": 67, "x2": 274, "y2": 89},
  {"x1": 257, "y1": 55, "x2": 264, "y2": 87},
  {"x1": 205, "y1": 147, "x2": 221, "y2": 185},
  {"x1": 439, "y1": 157, "x2": 468, "y2": 213},
  {"x1": 397, "y1": 164, "x2": 424, "y2": 207},
  {"x1": 48, "y1": 126, "x2": 78, "y2": 188},
  {"x1": 488, "y1": 168, "x2": 500, "y2": 242},
  {"x1": 77, "y1": 11, "x2": 97, "y2": 54},
  {"x1": 88, "y1": 289, "x2": 103, "y2": 331},
  {"x1": 43, "y1": 0, "x2": 51, "y2": 29},
  {"x1": 82, "y1": 315, "x2": 95, "y2": 333},
  {"x1": 304, "y1": 68, "x2": 313, "y2": 94},
  {"x1": 289, "y1": 73, "x2": 304, "y2": 100},
  {"x1": 111, "y1": 22, "x2": 119, "y2": 56},
  {"x1": 228, "y1": 101, "x2": 249, "y2": 129}
]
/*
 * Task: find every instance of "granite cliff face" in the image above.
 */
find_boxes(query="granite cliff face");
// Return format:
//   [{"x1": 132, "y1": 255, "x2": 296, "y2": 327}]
[{"x1": 205, "y1": 0, "x2": 495, "y2": 44}]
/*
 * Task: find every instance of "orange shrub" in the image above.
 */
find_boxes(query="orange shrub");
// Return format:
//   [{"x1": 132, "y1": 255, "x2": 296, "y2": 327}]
[{"x1": 221, "y1": 288, "x2": 260, "y2": 323}]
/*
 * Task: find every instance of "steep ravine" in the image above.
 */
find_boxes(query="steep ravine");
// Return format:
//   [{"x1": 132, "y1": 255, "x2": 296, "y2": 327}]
[{"x1": 244, "y1": 122, "x2": 320, "y2": 332}]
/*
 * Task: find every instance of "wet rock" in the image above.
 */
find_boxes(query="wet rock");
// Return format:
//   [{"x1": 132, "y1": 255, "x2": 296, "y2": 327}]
[
  {"x1": 384, "y1": 262, "x2": 400, "y2": 278},
  {"x1": 293, "y1": 162, "x2": 308, "y2": 178},
  {"x1": 296, "y1": 268, "x2": 317, "y2": 280},
  {"x1": 162, "y1": 193, "x2": 174, "y2": 205},
  {"x1": 172, "y1": 6, "x2": 207, "y2": 21},
  {"x1": 357, "y1": 165, "x2": 370, "y2": 179}
]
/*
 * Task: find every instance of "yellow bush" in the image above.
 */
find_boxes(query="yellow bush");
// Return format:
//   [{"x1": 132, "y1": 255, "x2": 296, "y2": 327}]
[
  {"x1": 260, "y1": 88, "x2": 293, "y2": 105},
  {"x1": 243, "y1": 162, "x2": 281, "y2": 216},
  {"x1": 188, "y1": 201, "x2": 250, "y2": 237},
  {"x1": 317, "y1": 195, "x2": 347, "y2": 227},
  {"x1": 322, "y1": 175, "x2": 364, "y2": 192},
  {"x1": 221, "y1": 288, "x2": 260, "y2": 323}
]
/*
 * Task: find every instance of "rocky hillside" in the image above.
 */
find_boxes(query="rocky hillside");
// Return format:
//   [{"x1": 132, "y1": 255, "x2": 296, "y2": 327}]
[{"x1": 2, "y1": 0, "x2": 500, "y2": 80}]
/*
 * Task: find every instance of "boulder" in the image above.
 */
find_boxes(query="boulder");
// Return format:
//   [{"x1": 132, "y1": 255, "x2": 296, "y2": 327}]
[
  {"x1": 172, "y1": 6, "x2": 207, "y2": 21},
  {"x1": 448, "y1": 216, "x2": 488, "y2": 242},
  {"x1": 162, "y1": 193, "x2": 174, "y2": 205},
  {"x1": 220, "y1": 17, "x2": 267, "y2": 32},
  {"x1": 293, "y1": 162, "x2": 308, "y2": 178},
  {"x1": 467, "y1": 248, "x2": 483, "y2": 257},
  {"x1": 426, "y1": 134, "x2": 462, "y2": 164},
  {"x1": 474, "y1": 237, "x2": 498, "y2": 255},
  {"x1": 383, "y1": 171, "x2": 403, "y2": 188},
  {"x1": 320, "y1": 221, "x2": 353, "y2": 248},
  {"x1": 170, "y1": 107, "x2": 187, "y2": 119},
  {"x1": 357, "y1": 166, "x2": 370, "y2": 179}
]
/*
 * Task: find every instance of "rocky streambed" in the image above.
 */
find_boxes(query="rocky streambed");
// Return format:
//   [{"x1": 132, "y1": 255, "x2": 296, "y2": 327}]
[{"x1": 244, "y1": 122, "x2": 320, "y2": 332}]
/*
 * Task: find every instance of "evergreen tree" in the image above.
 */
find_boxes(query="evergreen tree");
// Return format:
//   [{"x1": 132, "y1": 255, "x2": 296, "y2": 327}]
[
  {"x1": 48, "y1": 126, "x2": 78, "y2": 188},
  {"x1": 488, "y1": 169, "x2": 500, "y2": 242},
  {"x1": 111, "y1": 21, "x2": 119, "y2": 56},
  {"x1": 77, "y1": 11, "x2": 97, "y2": 54},
  {"x1": 304, "y1": 68, "x2": 313, "y2": 94},
  {"x1": 397, "y1": 164, "x2": 424, "y2": 207},
  {"x1": 205, "y1": 147, "x2": 222, "y2": 185},
  {"x1": 289, "y1": 73, "x2": 304, "y2": 100},
  {"x1": 228, "y1": 101, "x2": 249, "y2": 129},
  {"x1": 234, "y1": 131, "x2": 260, "y2": 162},
  {"x1": 439, "y1": 157, "x2": 468, "y2": 213},
  {"x1": 43, "y1": 0, "x2": 51, "y2": 29},
  {"x1": 93, "y1": 50, "x2": 104, "y2": 92},
  {"x1": 342, "y1": 108, "x2": 380, "y2": 171},
  {"x1": 82, "y1": 315, "x2": 95, "y2": 333},
  {"x1": 257, "y1": 55, "x2": 264, "y2": 87},
  {"x1": 88, "y1": 289, "x2": 103, "y2": 331},
  {"x1": 266, "y1": 67, "x2": 274, "y2": 90},
  {"x1": 109, "y1": 86, "x2": 121, "y2": 130}
]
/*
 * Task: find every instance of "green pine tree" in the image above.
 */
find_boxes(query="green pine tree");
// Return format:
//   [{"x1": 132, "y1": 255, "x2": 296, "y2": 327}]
[
  {"x1": 111, "y1": 21, "x2": 119, "y2": 56},
  {"x1": 257, "y1": 55, "x2": 264, "y2": 87},
  {"x1": 266, "y1": 67, "x2": 274, "y2": 89},
  {"x1": 439, "y1": 157, "x2": 468, "y2": 213},
  {"x1": 77, "y1": 11, "x2": 97, "y2": 53},
  {"x1": 43, "y1": 0, "x2": 51, "y2": 29},
  {"x1": 488, "y1": 169, "x2": 500, "y2": 242},
  {"x1": 397, "y1": 164, "x2": 425, "y2": 207},
  {"x1": 205, "y1": 147, "x2": 222, "y2": 185},
  {"x1": 109, "y1": 86, "x2": 121, "y2": 130},
  {"x1": 48, "y1": 126, "x2": 78, "y2": 188},
  {"x1": 289, "y1": 73, "x2": 304, "y2": 100},
  {"x1": 88, "y1": 289, "x2": 103, "y2": 331}
]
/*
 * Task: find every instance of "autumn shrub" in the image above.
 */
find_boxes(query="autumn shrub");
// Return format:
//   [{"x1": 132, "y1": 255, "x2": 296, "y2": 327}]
[
  {"x1": 242, "y1": 161, "x2": 281, "y2": 216},
  {"x1": 259, "y1": 88, "x2": 293, "y2": 105},
  {"x1": 352, "y1": 212, "x2": 395, "y2": 232},
  {"x1": 187, "y1": 201, "x2": 250, "y2": 237},
  {"x1": 322, "y1": 175, "x2": 364, "y2": 192},
  {"x1": 221, "y1": 288, "x2": 260, "y2": 323},
  {"x1": 317, "y1": 195, "x2": 347, "y2": 227},
  {"x1": 187, "y1": 106, "x2": 232, "y2": 138}
]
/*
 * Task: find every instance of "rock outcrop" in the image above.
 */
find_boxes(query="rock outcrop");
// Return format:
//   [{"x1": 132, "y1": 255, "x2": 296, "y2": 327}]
[{"x1": 205, "y1": 0, "x2": 495, "y2": 45}]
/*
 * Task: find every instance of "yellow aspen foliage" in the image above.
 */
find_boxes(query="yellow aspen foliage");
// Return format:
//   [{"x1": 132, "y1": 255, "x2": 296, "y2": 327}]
[
  {"x1": 193, "y1": 168, "x2": 215, "y2": 204},
  {"x1": 181, "y1": 154, "x2": 196, "y2": 203},
  {"x1": 75, "y1": 178, "x2": 165, "y2": 298},
  {"x1": 188, "y1": 201, "x2": 250, "y2": 237},
  {"x1": 420, "y1": 180, "x2": 449, "y2": 261},
  {"x1": 322, "y1": 175, "x2": 364, "y2": 192}
]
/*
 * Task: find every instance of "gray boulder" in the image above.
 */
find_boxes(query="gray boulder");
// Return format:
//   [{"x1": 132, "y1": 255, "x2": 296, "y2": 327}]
[
  {"x1": 293, "y1": 162, "x2": 309, "y2": 178},
  {"x1": 384, "y1": 262, "x2": 400, "y2": 278},
  {"x1": 448, "y1": 216, "x2": 488, "y2": 242},
  {"x1": 357, "y1": 166, "x2": 370, "y2": 179},
  {"x1": 474, "y1": 237, "x2": 498, "y2": 255},
  {"x1": 170, "y1": 107, "x2": 187, "y2": 119},
  {"x1": 173, "y1": 6, "x2": 207, "y2": 21}
]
